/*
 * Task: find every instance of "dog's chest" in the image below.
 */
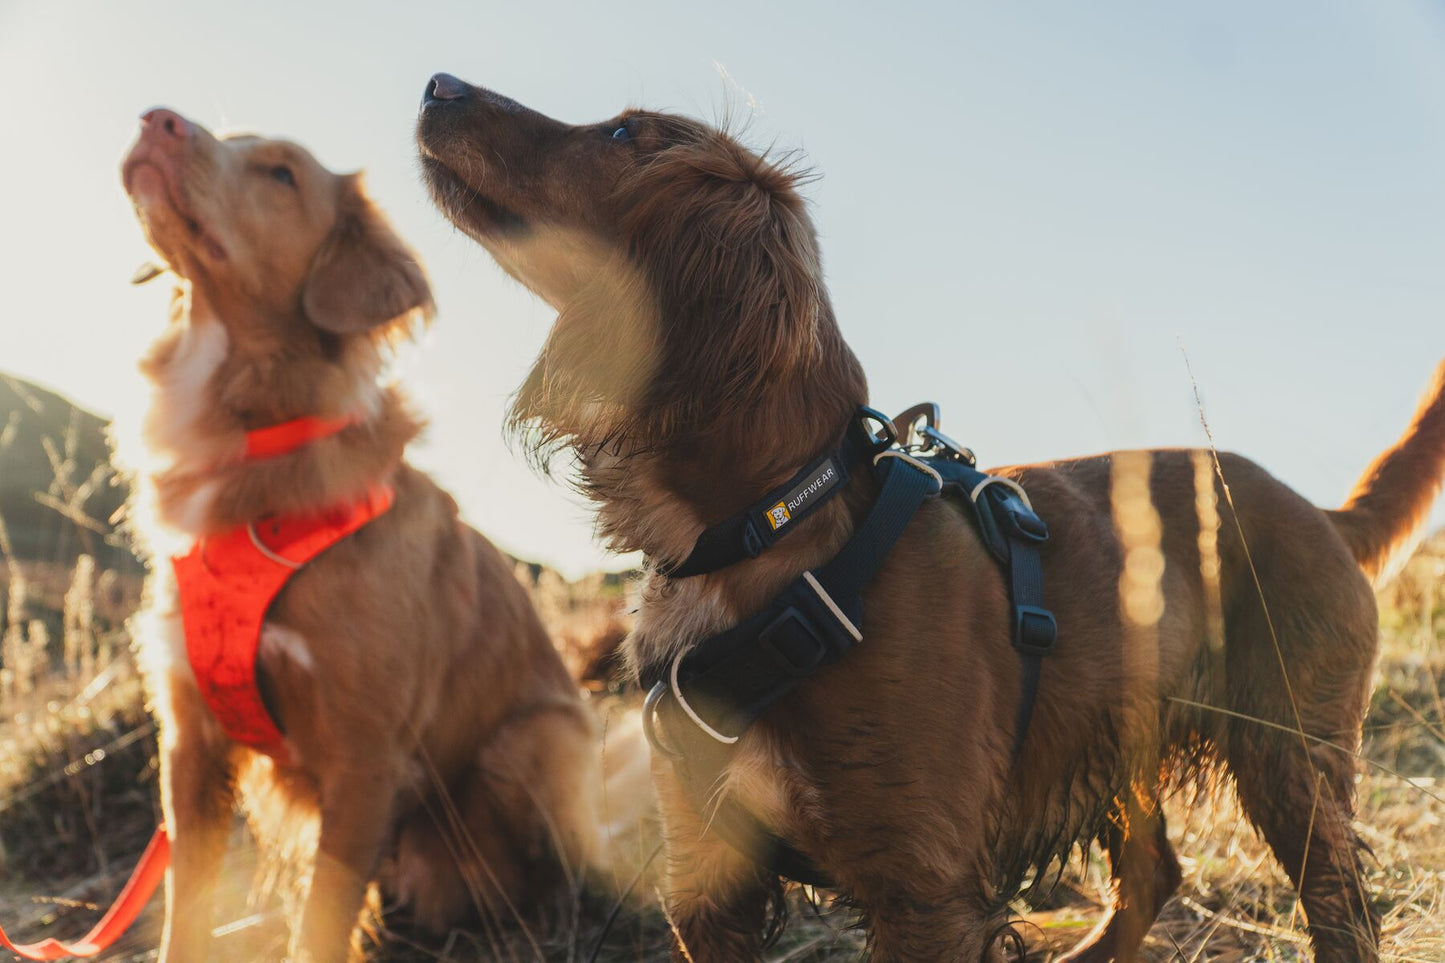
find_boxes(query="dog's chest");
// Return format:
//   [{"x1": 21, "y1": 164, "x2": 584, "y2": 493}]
[
  {"x1": 141, "y1": 316, "x2": 229, "y2": 475},
  {"x1": 631, "y1": 577, "x2": 808, "y2": 834}
]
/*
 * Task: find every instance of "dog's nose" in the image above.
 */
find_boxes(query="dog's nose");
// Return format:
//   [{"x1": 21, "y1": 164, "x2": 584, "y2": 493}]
[
  {"x1": 140, "y1": 108, "x2": 195, "y2": 142},
  {"x1": 424, "y1": 73, "x2": 468, "y2": 105}
]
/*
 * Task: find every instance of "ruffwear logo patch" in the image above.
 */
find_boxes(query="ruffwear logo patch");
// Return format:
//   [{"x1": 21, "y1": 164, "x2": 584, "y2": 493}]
[
  {"x1": 767, "y1": 502, "x2": 792, "y2": 530},
  {"x1": 761, "y1": 458, "x2": 842, "y2": 533}
]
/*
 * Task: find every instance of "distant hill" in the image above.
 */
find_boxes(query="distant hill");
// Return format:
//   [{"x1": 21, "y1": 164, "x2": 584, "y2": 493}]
[{"x1": 0, "y1": 373, "x2": 139, "y2": 572}]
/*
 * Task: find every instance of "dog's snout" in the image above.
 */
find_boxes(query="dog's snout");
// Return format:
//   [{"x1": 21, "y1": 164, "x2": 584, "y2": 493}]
[
  {"x1": 424, "y1": 73, "x2": 469, "y2": 105},
  {"x1": 140, "y1": 108, "x2": 195, "y2": 143}
]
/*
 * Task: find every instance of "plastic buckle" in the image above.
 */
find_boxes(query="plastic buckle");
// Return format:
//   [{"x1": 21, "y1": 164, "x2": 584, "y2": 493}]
[
  {"x1": 757, "y1": 606, "x2": 828, "y2": 678},
  {"x1": 742, "y1": 520, "x2": 765, "y2": 557},
  {"x1": 1014, "y1": 605, "x2": 1058, "y2": 656},
  {"x1": 1006, "y1": 506, "x2": 1050, "y2": 542}
]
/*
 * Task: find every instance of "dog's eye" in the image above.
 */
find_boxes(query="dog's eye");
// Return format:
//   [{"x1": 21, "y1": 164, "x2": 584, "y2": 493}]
[
  {"x1": 269, "y1": 165, "x2": 297, "y2": 187},
  {"x1": 610, "y1": 124, "x2": 631, "y2": 142}
]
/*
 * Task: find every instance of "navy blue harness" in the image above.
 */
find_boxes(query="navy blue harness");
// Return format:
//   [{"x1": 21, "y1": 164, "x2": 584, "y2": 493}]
[{"x1": 641, "y1": 404, "x2": 1057, "y2": 887}]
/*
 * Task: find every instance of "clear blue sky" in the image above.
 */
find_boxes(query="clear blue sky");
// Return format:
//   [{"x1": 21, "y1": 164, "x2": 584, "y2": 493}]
[{"x1": 2, "y1": 1, "x2": 1442, "y2": 577}]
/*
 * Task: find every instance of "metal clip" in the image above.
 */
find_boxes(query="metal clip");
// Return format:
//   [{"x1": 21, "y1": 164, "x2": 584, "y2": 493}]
[
  {"x1": 891, "y1": 402, "x2": 940, "y2": 449},
  {"x1": 891, "y1": 402, "x2": 975, "y2": 465},
  {"x1": 919, "y1": 424, "x2": 976, "y2": 465}
]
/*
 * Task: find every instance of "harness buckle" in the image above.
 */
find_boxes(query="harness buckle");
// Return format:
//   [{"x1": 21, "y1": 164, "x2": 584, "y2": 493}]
[
  {"x1": 1006, "y1": 506, "x2": 1050, "y2": 542},
  {"x1": 742, "y1": 520, "x2": 765, "y2": 558},
  {"x1": 1013, "y1": 605, "x2": 1058, "y2": 656},
  {"x1": 756, "y1": 606, "x2": 828, "y2": 677}
]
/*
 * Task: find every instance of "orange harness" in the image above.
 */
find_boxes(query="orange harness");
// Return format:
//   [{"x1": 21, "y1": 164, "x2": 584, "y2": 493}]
[{"x1": 171, "y1": 414, "x2": 393, "y2": 761}]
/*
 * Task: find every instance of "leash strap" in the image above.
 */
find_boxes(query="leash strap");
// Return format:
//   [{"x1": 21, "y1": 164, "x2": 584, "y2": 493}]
[
  {"x1": 665, "y1": 409, "x2": 896, "y2": 578},
  {"x1": 0, "y1": 827, "x2": 169, "y2": 960}
]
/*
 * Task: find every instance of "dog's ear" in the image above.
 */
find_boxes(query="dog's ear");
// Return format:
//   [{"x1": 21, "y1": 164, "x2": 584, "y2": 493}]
[
  {"x1": 619, "y1": 136, "x2": 824, "y2": 418},
  {"x1": 304, "y1": 174, "x2": 435, "y2": 334}
]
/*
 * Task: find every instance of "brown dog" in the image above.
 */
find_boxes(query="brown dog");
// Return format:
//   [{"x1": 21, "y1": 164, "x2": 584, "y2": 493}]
[
  {"x1": 416, "y1": 74, "x2": 1445, "y2": 962},
  {"x1": 121, "y1": 108, "x2": 604, "y2": 963}
]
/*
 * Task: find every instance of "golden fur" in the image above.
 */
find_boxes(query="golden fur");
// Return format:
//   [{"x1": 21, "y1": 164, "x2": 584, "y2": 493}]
[
  {"x1": 418, "y1": 77, "x2": 1445, "y2": 962},
  {"x1": 121, "y1": 109, "x2": 605, "y2": 963}
]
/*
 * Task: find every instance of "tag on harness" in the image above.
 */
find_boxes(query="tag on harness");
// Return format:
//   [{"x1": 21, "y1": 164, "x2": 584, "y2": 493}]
[{"x1": 760, "y1": 458, "x2": 844, "y2": 533}]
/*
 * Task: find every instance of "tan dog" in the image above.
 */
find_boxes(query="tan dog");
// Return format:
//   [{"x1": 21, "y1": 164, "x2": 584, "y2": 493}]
[
  {"x1": 416, "y1": 74, "x2": 1445, "y2": 962},
  {"x1": 121, "y1": 108, "x2": 603, "y2": 963}
]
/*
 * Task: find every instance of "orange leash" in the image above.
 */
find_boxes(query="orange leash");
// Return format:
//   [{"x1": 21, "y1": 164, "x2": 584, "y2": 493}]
[{"x1": 1, "y1": 827, "x2": 169, "y2": 960}]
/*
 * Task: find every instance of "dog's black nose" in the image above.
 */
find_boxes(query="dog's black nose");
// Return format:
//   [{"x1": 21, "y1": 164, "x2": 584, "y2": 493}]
[{"x1": 425, "y1": 73, "x2": 468, "y2": 105}]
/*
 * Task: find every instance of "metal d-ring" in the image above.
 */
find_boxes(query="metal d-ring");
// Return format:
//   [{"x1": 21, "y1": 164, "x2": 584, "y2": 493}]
[
  {"x1": 891, "y1": 402, "x2": 941, "y2": 449},
  {"x1": 641, "y1": 681, "x2": 683, "y2": 760}
]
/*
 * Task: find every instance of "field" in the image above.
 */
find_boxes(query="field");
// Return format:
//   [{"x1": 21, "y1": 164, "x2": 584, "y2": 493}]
[{"x1": 0, "y1": 382, "x2": 1441, "y2": 961}]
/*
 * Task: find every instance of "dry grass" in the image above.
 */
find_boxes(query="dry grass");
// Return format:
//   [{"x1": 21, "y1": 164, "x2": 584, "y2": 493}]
[{"x1": 1, "y1": 506, "x2": 1440, "y2": 962}]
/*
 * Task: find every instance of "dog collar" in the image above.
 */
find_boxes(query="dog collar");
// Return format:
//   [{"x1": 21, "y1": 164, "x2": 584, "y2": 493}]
[
  {"x1": 664, "y1": 406, "x2": 898, "y2": 578},
  {"x1": 244, "y1": 414, "x2": 362, "y2": 460}
]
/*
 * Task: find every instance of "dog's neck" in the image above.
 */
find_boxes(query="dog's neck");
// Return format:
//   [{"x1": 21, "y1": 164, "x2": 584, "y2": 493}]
[
  {"x1": 552, "y1": 307, "x2": 870, "y2": 677},
  {"x1": 136, "y1": 283, "x2": 417, "y2": 542}
]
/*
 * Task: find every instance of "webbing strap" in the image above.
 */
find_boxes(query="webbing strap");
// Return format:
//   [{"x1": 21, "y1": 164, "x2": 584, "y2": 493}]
[
  {"x1": 961, "y1": 474, "x2": 1056, "y2": 755},
  {"x1": 665, "y1": 412, "x2": 892, "y2": 579},
  {"x1": 0, "y1": 827, "x2": 169, "y2": 960},
  {"x1": 648, "y1": 455, "x2": 942, "y2": 740}
]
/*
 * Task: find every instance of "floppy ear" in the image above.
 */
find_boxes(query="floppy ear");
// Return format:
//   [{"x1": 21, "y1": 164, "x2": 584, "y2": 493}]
[{"x1": 303, "y1": 174, "x2": 435, "y2": 333}]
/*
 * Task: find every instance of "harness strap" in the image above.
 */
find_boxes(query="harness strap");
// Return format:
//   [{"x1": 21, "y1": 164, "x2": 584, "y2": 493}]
[
  {"x1": 939, "y1": 466, "x2": 1057, "y2": 756},
  {"x1": 665, "y1": 410, "x2": 895, "y2": 579},
  {"x1": 646, "y1": 453, "x2": 942, "y2": 739},
  {"x1": 642, "y1": 403, "x2": 1058, "y2": 888},
  {"x1": 174, "y1": 485, "x2": 395, "y2": 760}
]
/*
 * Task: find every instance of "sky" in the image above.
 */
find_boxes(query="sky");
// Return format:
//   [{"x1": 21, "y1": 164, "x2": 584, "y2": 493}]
[{"x1": 1, "y1": 0, "x2": 1442, "y2": 578}]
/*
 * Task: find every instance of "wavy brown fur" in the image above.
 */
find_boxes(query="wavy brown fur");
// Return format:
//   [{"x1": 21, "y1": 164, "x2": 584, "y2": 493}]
[
  {"x1": 1329, "y1": 358, "x2": 1445, "y2": 582},
  {"x1": 417, "y1": 76, "x2": 1445, "y2": 962}
]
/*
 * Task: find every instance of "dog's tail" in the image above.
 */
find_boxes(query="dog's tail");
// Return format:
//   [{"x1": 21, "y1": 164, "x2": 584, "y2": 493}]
[{"x1": 1327, "y1": 358, "x2": 1445, "y2": 583}]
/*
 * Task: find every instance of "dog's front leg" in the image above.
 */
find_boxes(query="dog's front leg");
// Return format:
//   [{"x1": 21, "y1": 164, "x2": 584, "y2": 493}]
[
  {"x1": 654, "y1": 763, "x2": 773, "y2": 963},
  {"x1": 292, "y1": 765, "x2": 398, "y2": 963},
  {"x1": 156, "y1": 678, "x2": 236, "y2": 963}
]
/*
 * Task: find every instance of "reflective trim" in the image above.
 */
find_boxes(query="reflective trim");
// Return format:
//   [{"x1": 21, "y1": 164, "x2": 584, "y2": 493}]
[
  {"x1": 802, "y1": 571, "x2": 862, "y2": 642},
  {"x1": 246, "y1": 524, "x2": 304, "y2": 571},
  {"x1": 670, "y1": 653, "x2": 741, "y2": 745},
  {"x1": 872, "y1": 450, "x2": 944, "y2": 493}
]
